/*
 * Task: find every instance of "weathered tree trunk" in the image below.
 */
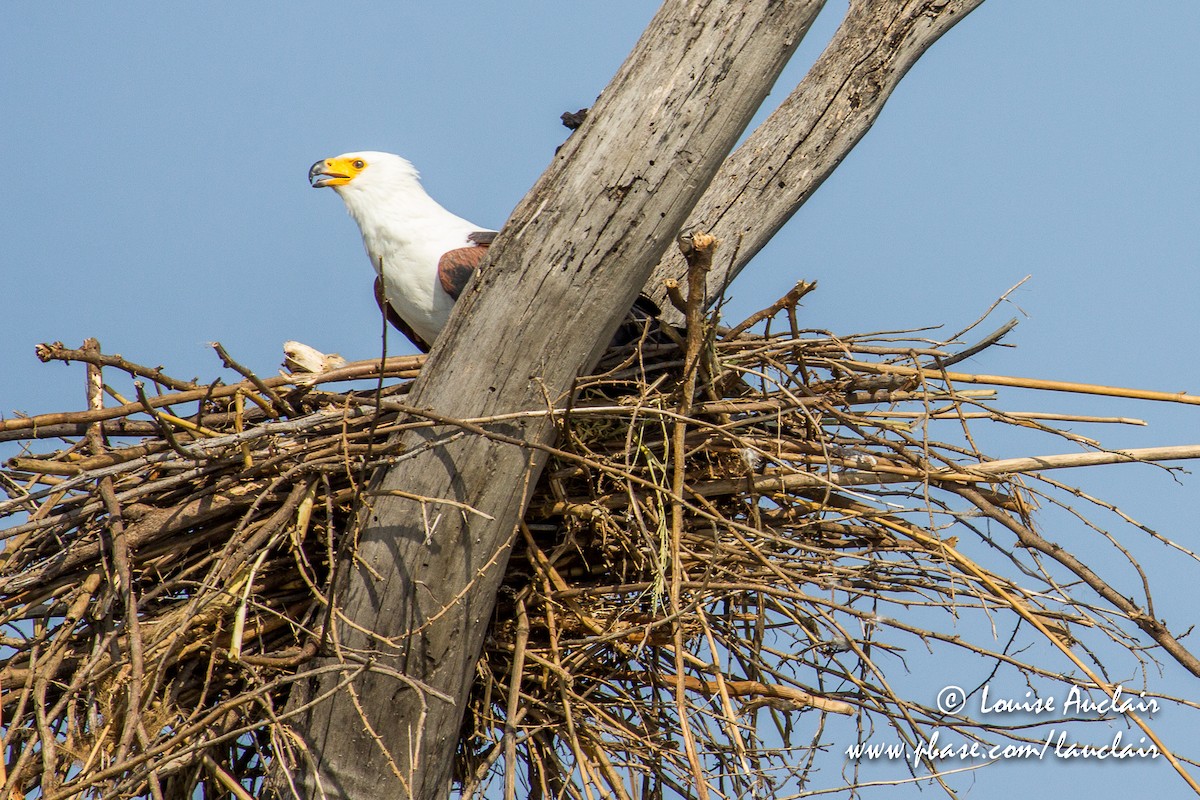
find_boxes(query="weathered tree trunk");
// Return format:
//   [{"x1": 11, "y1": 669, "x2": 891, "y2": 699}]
[
  {"x1": 270, "y1": 2, "x2": 990, "y2": 798},
  {"x1": 273, "y1": 2, "x2": 824, "y2": 798},
  {"x1": 643, "y1": 0, "x2": 986, "y2": 317}
]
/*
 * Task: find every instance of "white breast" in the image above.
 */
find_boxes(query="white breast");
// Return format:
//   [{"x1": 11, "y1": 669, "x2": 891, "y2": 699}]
[
  {"x1": 364, "y1": 223, "x2": 465, "y2": 345},
  {"x1": 333, "y1": 158, "x2": 484, "y2": 344}
]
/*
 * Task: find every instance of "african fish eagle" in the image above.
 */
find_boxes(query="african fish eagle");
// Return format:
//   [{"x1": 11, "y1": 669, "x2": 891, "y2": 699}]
[
  {"x1": 309, "y1": 150, "x2": 661, "y2": 353},
  {"x1": 308, "y1": 151, "x2": 495, "y2": 352}
]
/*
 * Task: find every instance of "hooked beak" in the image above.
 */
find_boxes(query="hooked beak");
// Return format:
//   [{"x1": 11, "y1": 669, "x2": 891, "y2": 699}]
[{"x1": 309, "y1": 159, "x2": 349, "y2": 188}]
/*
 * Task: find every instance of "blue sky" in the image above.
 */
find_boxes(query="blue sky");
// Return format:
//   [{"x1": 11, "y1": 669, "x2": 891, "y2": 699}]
[{"x1": 3, "y1": 3, "x2": 1199, "y2": 797}]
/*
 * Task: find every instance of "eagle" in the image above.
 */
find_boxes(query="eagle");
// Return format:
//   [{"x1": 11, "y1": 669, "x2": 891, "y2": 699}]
[
  {"x1": 309, "y1": 151, "x2": 496, "y2": 352},
  {"x1": 310, "y1": 150, "x2": 661, "y2": 353}
]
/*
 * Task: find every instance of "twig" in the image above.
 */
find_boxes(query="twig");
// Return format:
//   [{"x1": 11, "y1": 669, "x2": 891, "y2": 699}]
[
  {"x1": 967, "y1": 444, "x2": 1200, "y2": 474},
  {"x1": 503, "y1": 598, "x2": 529, "y2": 800},
  {"x1": 928, "y1": 316, "x2": 1018, "y2": 369},
  {"x1": 365, "y1": 488, "x2": 496, "y2": 520},
  {"x1": 724, "y1": 280, "x2": 817, "y2": 339},
  {"x1": 837, "y1": 359, "x2": 1200, "y2": 405},
  {"x1": 211, "y1": 341, "x2": 297, "y2": 417},
  {"x1": 670, "y1": 230, "x2": 717, "y2": 800},
  {"x1": 35, "y1": 341, "x2": 198, "y2": 392}
]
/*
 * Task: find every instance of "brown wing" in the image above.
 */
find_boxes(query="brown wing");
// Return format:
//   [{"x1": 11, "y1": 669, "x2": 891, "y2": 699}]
[
  {"x1": 437, "y1": 234, "x2": 493, "y2": 300},
  {"x1": 374, "y1": 276, "x2": 432, "y2": 353}
]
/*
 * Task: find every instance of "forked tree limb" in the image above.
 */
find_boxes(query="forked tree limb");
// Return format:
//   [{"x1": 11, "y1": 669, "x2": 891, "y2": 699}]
[
  {"x1": 953, "y1": 485, "x2": 1200, "y2": 680},
  {"x1": 271, "y1": 2, "x2": 825, "y2": 798},
  {"x1": 272, "y1": 3, "x2": 997, "y2": 797},
  {"x1": 644, "y1": 0, "x2": 987, "y2": 318}
]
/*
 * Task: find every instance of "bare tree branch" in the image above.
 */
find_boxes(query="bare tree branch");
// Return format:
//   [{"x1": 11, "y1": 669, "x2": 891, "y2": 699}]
[
  {"x1": 644, "y1": 0, "x2": 987, "y2": 318},
  {"x1": 273, "y1": 2, "x2": 825, "y2": 797}
]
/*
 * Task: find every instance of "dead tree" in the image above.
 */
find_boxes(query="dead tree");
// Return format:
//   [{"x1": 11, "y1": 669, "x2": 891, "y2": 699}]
[
  {"x1": 274, "y1": 3, "x2": 818, "y2": 795},
  {"x1": 269, "y1": 1, "x2": 985, "y2": 797},
  {"x1": 260, "y1": 1, "x2": 974, "y2": 800}
]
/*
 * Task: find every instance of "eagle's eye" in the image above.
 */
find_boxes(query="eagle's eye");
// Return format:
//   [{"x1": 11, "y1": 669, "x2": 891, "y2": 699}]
[{"x1": 353, "y1": 159, "x2": 366, "y2": 170}]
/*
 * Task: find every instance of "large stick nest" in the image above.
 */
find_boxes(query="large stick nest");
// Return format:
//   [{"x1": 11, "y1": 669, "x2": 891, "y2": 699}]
[{"x1": 2, "y1": 282, "x2": 1198, "y2": 799}]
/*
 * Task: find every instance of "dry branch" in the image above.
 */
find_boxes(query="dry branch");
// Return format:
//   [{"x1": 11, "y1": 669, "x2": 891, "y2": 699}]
[{"x1": 643, "y1": 0, "x2": 988, "y2": 316}]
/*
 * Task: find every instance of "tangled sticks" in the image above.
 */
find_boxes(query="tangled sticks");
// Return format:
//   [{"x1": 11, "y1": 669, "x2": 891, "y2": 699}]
[{"x1": 4, "y1": 279, "x2": 1200, "y2": 798}]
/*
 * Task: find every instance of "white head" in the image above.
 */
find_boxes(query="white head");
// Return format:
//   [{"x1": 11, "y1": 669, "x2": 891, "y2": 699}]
[
  {"x1": 308, "y1": 151, "x2": 425, "y2": 203},
  {"x1": 308, "y1": 149, "x2": 485, "y2": 246}
]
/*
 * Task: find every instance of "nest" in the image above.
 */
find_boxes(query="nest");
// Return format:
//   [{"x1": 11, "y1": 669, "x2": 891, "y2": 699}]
[{"x1": 3, "y1": 283, "x2": 1199, "y2": 799}]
